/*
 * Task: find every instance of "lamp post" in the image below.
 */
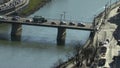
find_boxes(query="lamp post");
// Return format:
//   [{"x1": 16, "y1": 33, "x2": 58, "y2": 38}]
[
  {"x1": 63, "y1": 11, "x2": 66, "y2": 21},
  {"x1": 104, "y1": 2, "x2": 109, "y2": 19},
  {"x1": 104, "y1": 4, "x2": 107, "y2": 19},
  {"x1": 109, "y1": 0, "x2": 111, "y2": 9},
  {"x1": 60, "y1": 14, "x2": 63, "y2": 21}
]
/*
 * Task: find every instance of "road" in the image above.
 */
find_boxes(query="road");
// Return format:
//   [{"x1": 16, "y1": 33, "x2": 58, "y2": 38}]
[{"x1": 95, "y1": 4, "x2": 120, "y2": 68}]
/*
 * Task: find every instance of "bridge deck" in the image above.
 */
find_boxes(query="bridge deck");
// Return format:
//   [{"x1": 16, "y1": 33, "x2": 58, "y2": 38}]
[{"x1": 0, "y1": 17, "x2": 94, "y2": 31}]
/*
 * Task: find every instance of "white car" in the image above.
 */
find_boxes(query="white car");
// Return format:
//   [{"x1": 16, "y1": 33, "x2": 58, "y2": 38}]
[
  {"x1": 60, "y1": 21, "x2": 67, "y2": 25},
  {"x1": 26, "y1": 19, "x2": 33, "y2": 22}
]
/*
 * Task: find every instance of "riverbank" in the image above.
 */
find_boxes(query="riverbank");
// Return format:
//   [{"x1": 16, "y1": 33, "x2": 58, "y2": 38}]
[{"x1": 20, "y1": 0, "x2": 51, "y2": 17}]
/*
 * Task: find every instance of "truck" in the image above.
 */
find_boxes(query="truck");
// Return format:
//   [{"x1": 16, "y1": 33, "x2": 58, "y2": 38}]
[{"x1": 33, "y1": 16, "x2": 47, "y2": 23}]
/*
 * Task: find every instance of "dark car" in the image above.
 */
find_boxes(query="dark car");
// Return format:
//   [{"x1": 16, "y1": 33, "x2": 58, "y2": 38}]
[
  {"x1": 51, "y1": 22, "x2": 56, "y2": 25},
  {"x1": 33, "y1": 16, "x2": 47, "y2": 23},
  {"x1": 117, "y1": 7, "x2": 120, "y2": 12},
  {"x1": 117, "y1": 40, "x2": 120, "y2": 45},
  {"x1": 77, "y1": 22, "x2": 85, "y2": 27},
  {"x1": 98, "y1": 59, "x2": 106, "y2": 66},
  {"x1": 69, "y1": 22, "x2": 75, "y2": 25},
  {"x1": 99, "y1": 46, "x2": 107, "y2": 57},
  {"x1": 12, "y1": 16, "x2": 20, "y2": 21},
  {"x1": 100, "y1": 46, "x2": 107, "y2": 53}
]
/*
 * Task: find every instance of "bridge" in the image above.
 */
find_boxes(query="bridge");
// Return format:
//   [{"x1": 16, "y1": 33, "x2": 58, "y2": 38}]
[{"x1": 0, "y1": 16, "x2": 95, "y2": 45}]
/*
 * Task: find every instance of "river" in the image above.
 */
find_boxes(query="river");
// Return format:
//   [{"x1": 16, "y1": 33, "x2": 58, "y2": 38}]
[{"x1": 0, "y1": 0, "x2": 116, "y2": 68}]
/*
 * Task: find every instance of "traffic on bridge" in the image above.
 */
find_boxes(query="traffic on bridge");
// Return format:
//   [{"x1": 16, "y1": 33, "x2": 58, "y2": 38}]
[{"x1": 0, "y1": 15, "x2": 94, "y2": 31}]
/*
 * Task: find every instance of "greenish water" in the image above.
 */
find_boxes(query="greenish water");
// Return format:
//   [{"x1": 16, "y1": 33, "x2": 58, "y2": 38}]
[{"x1": 0, "y1": 0, "x2": 116, "y2": 68}]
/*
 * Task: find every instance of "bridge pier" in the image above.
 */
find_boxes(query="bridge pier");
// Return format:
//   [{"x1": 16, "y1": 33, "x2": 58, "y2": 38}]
[
  {"x1": 11, "y1": 24, "x2": 22, "y2": 41},
  {"x1": 57, "y1": 27, "x2": 66, "y2": 45}
]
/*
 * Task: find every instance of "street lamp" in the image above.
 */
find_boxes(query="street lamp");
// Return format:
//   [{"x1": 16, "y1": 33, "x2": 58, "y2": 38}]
[
  {"x1": 60, "y1": 13, "x2": 63, "y2": 21},
  {"x1": 63, "y1": 11, "x2": 66, "y2": 21},
  {"x1": 104, "y1": 4, "x2": 107, "y2": 19},
  {"x1": 109, "y1": 0, "x2": 111, "y2": 9},
  {"x1": 104, "y1": 2, "x2": 109, "y2": 19}
]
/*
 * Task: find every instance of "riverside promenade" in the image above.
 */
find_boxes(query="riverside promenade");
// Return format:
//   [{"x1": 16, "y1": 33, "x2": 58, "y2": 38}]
[{"x1": 57, "y1": 1, "x2": 120, "y2": 68}]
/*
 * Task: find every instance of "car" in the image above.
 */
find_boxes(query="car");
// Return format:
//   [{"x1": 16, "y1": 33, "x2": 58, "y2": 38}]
[
  {"x1": 26, "y1": 19, "x2": 33, "y2": 22},
  {"x1": 60, "y1": 21, "x2": 67, "y2": 25},
  {"x1": 12, "y1": 16, "x2": 20, "y2": 21},
  {"x1": 33, "y1": 16, "x2": 47, "y2": 23},
  {"x1": 106, "y1": 39, "x2": 109, "y2": 43},
  {"x1": 51, "y1": 22, "x2": 56, "y2": 25},
  {"x1": 103, "y1": 41, "x2": 109, "y2": 45},
  {"x1": 77, "y1": 22, "x2": 85, "y2": 27},
  {"x1": 117, "y1": 7, "x2": 120, "y2": 12},
  {"x1": 69, "y1": 22, "x2": 75, "y2": 25},
  {"x1": 98, "y1": 59, "x2": 106, "y2": 66},
  {"x1": 100, "y1": 46, "x2": 107, "y2": 53},
  {"x1": 117, "y1": 40, "x2": 120, "y2": 45},
  {"x1": 99, "y1": 46, "x2": 107, "y2": 57}
]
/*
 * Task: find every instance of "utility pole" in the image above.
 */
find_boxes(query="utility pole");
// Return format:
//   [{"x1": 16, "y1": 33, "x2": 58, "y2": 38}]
[
  {"x1": 63, "y1": 11, "x2": 66, "y2": 21},
  {"x1": 109, "y1": 0, "x2": 111, "y2": 9},
  {"x1": 60, "y1": 14, "x2": 63, "y2": 21},
  {"x1": 116, "y1": 0, "x2": 118, "y2": 4},
  {"x1": 104, "y1": 3, "x2": 108, "y2": 19}
]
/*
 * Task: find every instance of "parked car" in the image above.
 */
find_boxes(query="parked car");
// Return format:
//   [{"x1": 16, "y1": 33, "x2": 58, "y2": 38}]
[
  {"x1": 98, "y1": 59, "x2": 106, "y2": 66},
  {"x1": 33, "y1": 16, "x2": 47, "y2": 23},
  {"x1": 100, "y1": 46, "x2": 107, "y2": 57},
  {"x1": 12, "y1": 16, "x2": 20, "y2": 21},
  {"x1": 117, "y1": 40, "x2": 120, "y2": 45},
  {"x1": 117, "y1": 7, "x2": 120, "y2": 12},
  {"x1": 100, "y1": 46, "x2": 107, "y2": 53},
  {"x1": 77, "y1": 22, "x2": 85, "y2": 27},
  {"x1": 103, "y1": 40, "x2": 109, "y2": 46},
  {"x1": 69, "y1": 22, "x2": 75, "y2": 25},
  {"x1": 60, "y1": 21, "x2": 67, "y2": 25}
]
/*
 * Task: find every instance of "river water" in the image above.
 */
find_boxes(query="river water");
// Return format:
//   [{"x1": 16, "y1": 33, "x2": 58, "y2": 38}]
[{"x1": 0, "y1": 0, "x2": 116, "y2": 68}]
